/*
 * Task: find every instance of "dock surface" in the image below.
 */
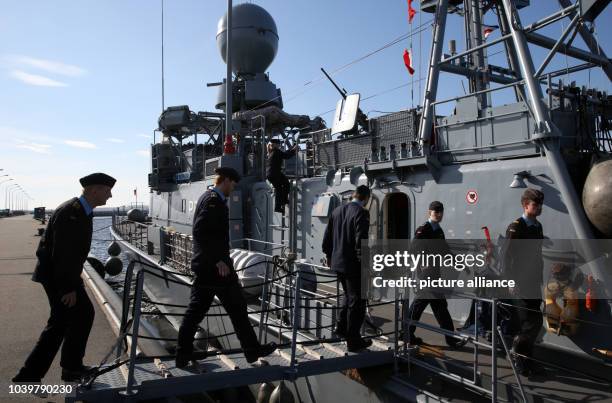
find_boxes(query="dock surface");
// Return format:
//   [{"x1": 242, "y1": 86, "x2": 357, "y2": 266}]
[{"x1": 0, "y1": 215, "x2": 116, "y2": 402}]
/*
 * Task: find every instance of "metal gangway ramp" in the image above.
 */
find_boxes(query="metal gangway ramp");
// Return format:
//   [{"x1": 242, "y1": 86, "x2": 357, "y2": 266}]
[
  {"x1": 71, "y1": 339, "x2": 395, "y2": 402},
  {"x1": 68, "y1": 254, "x2": 402, "y2": 402}
]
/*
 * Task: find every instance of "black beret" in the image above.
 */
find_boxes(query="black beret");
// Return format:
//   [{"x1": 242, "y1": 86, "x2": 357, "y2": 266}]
[
  {"x1": 355, "y1": 185, "x2": 371, "y2": 198},
  {"x1": 429, "y1": 201, "x2": 444, "y2": 212},
  {"x1": 215, "y1": 167, "x2": 241, "y2": 183},
  {"x1": 79, "y1": 172, "x2": 116, "y2": 188}
]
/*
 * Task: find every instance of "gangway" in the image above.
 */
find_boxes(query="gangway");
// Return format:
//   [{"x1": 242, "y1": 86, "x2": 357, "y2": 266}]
[
  {"x1": 69, "y1": 339, "x2": 395, "y2": 402},
  {"x1": 67, "y1": 256, "x2": 402, "y2": 402}
]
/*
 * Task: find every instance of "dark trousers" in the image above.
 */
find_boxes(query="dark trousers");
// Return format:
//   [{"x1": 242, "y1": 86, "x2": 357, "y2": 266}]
[
  {"x1": 17, "y1": 283, "x2": 94, "y2": 378},
  {"x1": 336, "y1": 273, "x2": 366, "y2": 343},
  {"x1": 177, "y1": 275, "x2": 259, "y2": 357},
  {"x1": 267, "y1": 173, "x2": 290, "y2": 213},
  {"x1": 408, "y1": 295, "x2": 456, "y2": 345},
  {"x1": 510, "y1": 299, "x2": 543, "y2": 359}
]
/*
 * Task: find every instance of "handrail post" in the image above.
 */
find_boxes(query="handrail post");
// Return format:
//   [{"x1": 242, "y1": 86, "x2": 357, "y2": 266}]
[
  {"x1": 491, "y1": 299, "x2": 497, "y2": 403},
  {"x1": 258, "y1": 262, "x2": 271, "y2": 343},
  {"x1": 289, "y1": 265, "x2": 301, "y2": 371},
  {"x1": 496, "y1": 325, "x2": 528, "y2": 402},
  {"x1": 122, "y1": 270, "x2": 144, "y2": 397},
  {"x1": 393, "y1": 287, "x2": 400, "y2": 374},
  {"x1": 117, "y1": 261, "x2": 136, "y2": 359},
  {"x1": 159, "y1": 228, "x2": 166, "y2": 264},
  {"x1": 473, "y1": 299, "x2": 479, "y2": 385}
]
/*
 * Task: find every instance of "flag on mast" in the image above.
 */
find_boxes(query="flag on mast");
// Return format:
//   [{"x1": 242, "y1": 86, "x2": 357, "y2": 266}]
[
  {"x1": 407, "y1": 0, "x2": 416, "y2": 24},
  {"x1": 403, "y1": 49, "x2": 415, "y2": 75},
  {"x1": 482, "y1": 24, "x2": 498, "y2": 40}
]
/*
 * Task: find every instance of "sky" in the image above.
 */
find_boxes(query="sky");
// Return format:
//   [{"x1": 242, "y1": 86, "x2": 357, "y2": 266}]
[{"x1": 0, "y1": 0, "x2": 610, "y2": 209}]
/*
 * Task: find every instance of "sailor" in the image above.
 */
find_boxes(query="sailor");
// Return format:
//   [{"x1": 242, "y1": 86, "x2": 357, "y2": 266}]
[
  {"x1": 503, "y1": 188, "x2": 545, "y2": 376},
  {"x1": 176, "y1": 167, "x2": 276, "y2": 367},
  {"x1": 406, "y1": 201, "x2": 465, "y2": 348},
  {"x1": 12, "y1": 173, "x2": 115, "y2": 383},
  {"x1": 322, "y1": 185, "x2": 372, "y2": 352},
  {"x1": 266, "y1": 139, "x2": 298, "y2": 214}
]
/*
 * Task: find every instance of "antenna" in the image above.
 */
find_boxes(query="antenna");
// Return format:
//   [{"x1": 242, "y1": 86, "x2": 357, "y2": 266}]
[{"x1": 161, "y1": 0, "x2": 165, "y2": 112}]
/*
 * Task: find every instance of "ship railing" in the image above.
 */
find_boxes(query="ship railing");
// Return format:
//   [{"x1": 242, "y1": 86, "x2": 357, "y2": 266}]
[
  {"x1": 102, "y1": 234, "x2": 526, "y2": 402},
  {"x1": 230, "y1": 237, "x2": 288, "y2": 254},
  {"x1": 400, "y1": 292, "x2": 528, "y2": 403},
  {"x1": 159, "y1": 229, "x2": 193, "y2": 274},
  {"x1": 100, "y1": 253, "x2": 401, "y2": 396},
  {"x1": 112, "y1": 215, "x2": 149, "y2": 253}
]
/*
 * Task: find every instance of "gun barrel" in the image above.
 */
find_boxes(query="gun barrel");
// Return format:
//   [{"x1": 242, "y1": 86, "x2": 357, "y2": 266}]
[{"x1": 320, "y1": 68, "x2": 347, "y2": 99}]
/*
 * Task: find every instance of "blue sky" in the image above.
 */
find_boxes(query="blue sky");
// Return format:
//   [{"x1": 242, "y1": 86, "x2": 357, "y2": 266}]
[{"x1": 0, "y1": 1, "x2": 609, "y2": 208}]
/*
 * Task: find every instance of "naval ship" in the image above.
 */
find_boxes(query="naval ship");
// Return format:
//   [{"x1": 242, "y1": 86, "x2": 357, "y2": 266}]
[{"x1": 106, "y1": 1, "x2": 612, "y2": 401}]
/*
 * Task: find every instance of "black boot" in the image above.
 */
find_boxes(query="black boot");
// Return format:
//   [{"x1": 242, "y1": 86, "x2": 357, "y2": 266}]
[
  {"x1": 347, "y1": 338, "x2": 372, "y2": 352},
  {"x1": 61, "y1": 365, "x2": 95, "y2": 382},
  {"x1": 246, "y1": 342, "x2": 277, "y2": 364}
]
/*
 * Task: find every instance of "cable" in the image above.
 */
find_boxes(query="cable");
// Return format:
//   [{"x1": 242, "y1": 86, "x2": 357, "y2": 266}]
[{"x1": 238, "y1": 17, "x2": 435, "y2": 116}]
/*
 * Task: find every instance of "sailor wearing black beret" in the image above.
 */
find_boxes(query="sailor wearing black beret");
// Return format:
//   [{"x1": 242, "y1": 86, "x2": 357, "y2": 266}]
[
  {"x1": 177, "y1": 166, "x2": 277, "y2": 367},
  {"x1": 407, "y1": 200, "x2": 465, "y2": 349},
  {"x1": 13, "y1": 173, "x2": 115, "y2": 383},
  {"x1": 79, "y1": 172, "x2": 117, "y2": 188}
]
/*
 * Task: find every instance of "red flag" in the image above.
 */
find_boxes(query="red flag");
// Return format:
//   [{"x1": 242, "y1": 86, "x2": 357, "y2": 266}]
[
  {"x1": 403, "y1": 49, "x2": 415, "y2": 75},
  {"x1": 407, "y1": 0, "x2": 416, "y2": 24},
  {"x1": 482, "y1": 24, "x2": 498, "y2": 40}
]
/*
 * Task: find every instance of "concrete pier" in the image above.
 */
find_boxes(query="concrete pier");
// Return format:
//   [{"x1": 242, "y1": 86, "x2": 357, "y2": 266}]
[{"x1": 0, "y1": 215, "x2": 116, "y2": 402}]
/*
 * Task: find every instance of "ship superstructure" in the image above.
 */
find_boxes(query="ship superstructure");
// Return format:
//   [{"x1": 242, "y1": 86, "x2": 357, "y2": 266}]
[{"x1": 95, "y1": 1, "x2": 612, "y2": 402}]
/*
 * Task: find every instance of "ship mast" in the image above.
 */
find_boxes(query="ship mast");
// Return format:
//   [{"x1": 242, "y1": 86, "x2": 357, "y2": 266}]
[
  {"x1": 417, "y1": 0, "x2": 610, "y2": 242},
  {"x1": 225, "y1": 0, "x2": 233, "y2": 144}
]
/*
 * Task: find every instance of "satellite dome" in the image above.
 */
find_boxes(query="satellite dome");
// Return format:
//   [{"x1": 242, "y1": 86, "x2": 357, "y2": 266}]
[{"x1": 216, "y1": 3, "x2": 279, "y2": 74}]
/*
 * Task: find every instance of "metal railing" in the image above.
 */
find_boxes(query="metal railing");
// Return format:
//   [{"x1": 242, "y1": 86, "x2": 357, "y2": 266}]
[
  {"x1": 400, "y1": 293, "x2": 527, "y2": 403},
  {"x1": 114, "y1": 251, "x2": 397, "y2": 396},
  {"x1": 160, "y1": 229, "x2": 193, "y2": 274},
  {"x1": 110, "y1": 223, "x2": 532, "y2": 402},
  {"x1": 112, "y1": 216, "x2": 149, "y2": 253}
]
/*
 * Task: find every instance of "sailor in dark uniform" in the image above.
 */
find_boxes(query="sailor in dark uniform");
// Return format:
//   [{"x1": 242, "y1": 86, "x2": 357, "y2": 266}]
[
  {"x1": 12, "y1": 173, "x2": 115, "y2": 383},
  {"x1": 266, "y1": 139, "x2": 298, "y2": 213},
  {"x1": 407, "y1": 201, "x2": 464, "y2": 348},
  {"x1": 322, "y1": 185, "x2": 372, "y2": 352},
  {"x1": 176, "y1": 167, "x2": 276, "y2": 367},
  {"x1": 503, "y1": 188, "x2": 545, "y2": 376}
]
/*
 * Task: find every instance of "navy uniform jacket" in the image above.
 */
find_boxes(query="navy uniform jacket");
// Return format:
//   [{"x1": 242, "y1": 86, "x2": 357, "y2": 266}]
[
  {"x1": 32, "y1": 197, "x2": 93, "y2": 295},
  {"x1": 191, "y1": 189, "x2": 233, "y2": 279},
  {"x1": 413, "y1": 221, "x2": 451, "y2": 280},
  {"x1": 322, "y1": 202, "x2": 369, "y2": 275},
  {"x1": 503, "y1": 216, "x2": 544, "y2": 295},
  {"x1": 266, "y1": 148, "x2": 295, "y2": 178}
]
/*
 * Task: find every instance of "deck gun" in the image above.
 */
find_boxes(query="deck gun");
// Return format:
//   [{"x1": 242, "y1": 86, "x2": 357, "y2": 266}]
[{"x1": 320, "y1": 68, "x2": 369, "y2": 134}]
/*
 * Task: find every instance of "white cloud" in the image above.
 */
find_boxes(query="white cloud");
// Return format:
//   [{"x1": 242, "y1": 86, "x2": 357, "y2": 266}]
[
  {"x1": 10, "y1": 70, "x2": 67, "y2": 87},
  {"x1": 64, "y1": 140, "x2": 96, "y2": 149},
  {"x1": 15, "y1": 142, "x2": 52, "y2": 154},
  {"x1": 5, "y1": 55, "x2": 86, "y2": 77},
  {"x1": 107, "y1": 138, "x2": 125, "y2": 143},
  {"x1": 0, "y1": 126, "x2": 54, "y2": 143},
  {"x1": 136, "y1": 149, "x2": 149, "y2": 156}
]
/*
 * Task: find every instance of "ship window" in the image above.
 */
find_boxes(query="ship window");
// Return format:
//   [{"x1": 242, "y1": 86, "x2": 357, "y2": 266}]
[{"x1": 384, "y1": 192, "x2": 409, "y2": 239}]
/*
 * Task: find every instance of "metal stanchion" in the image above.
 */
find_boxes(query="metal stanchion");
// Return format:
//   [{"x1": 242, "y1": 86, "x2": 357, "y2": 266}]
[
  {"x1": 289, "y1": 266, "x2": 302, "y2": 371},
  {"x1": 258, "y1": 262, "x2": 271, "y2": 343},
  {"x1": 120, "y1": 271, "x2": 145, "y2": 397}
]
